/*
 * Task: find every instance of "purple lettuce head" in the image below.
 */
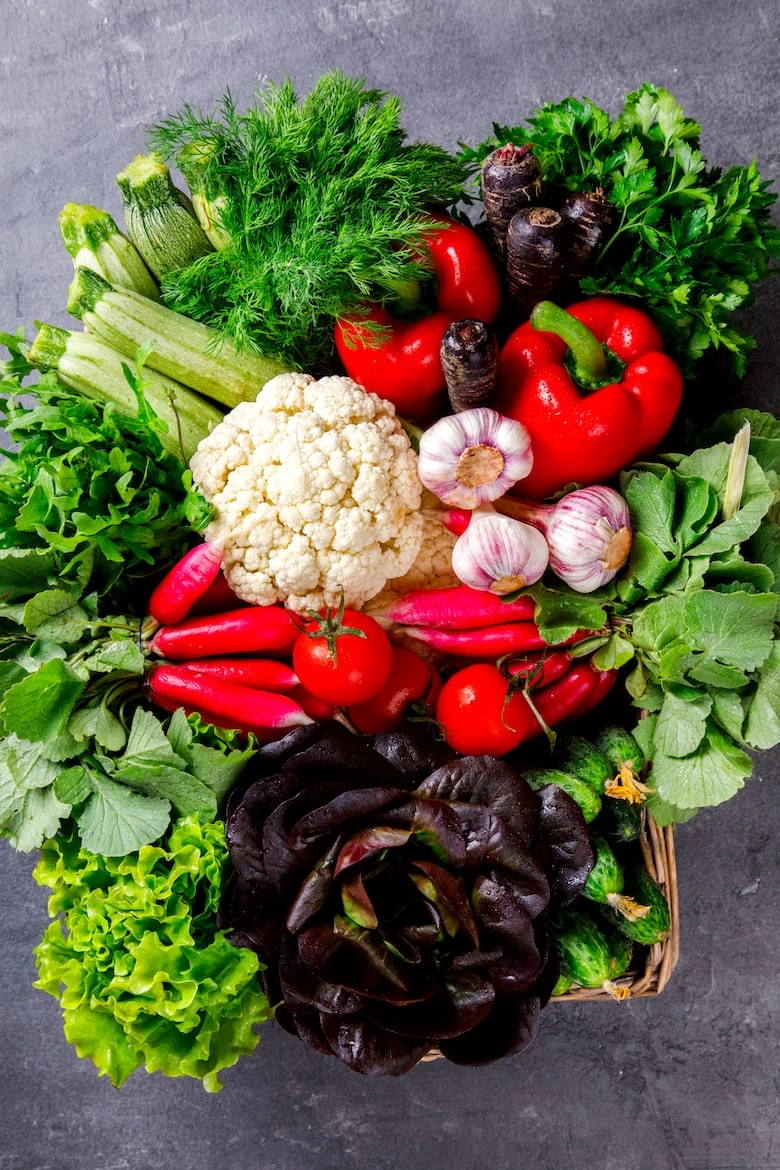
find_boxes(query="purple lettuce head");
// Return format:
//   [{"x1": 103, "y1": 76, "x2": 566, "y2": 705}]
[{"x1": 221, "y1": 724, "x2": 592, "y2": 1076}]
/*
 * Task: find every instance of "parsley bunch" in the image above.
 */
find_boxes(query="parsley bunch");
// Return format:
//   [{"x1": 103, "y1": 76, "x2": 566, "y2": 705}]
[
  {"x1": 149, "y1": 71, "x2": 466, "y2": 370},
  {"x1": 460, "y1": 84, "x2": 779, "y2": 378}
]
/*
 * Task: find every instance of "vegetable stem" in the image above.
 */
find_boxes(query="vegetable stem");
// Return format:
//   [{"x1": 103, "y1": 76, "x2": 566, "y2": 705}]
[
  {"x1": 722, "y1": 421, "x2": 751, "y2": 520},
  {"x1": 530, "y1": 301, "x2": 608, "y2": 383}
]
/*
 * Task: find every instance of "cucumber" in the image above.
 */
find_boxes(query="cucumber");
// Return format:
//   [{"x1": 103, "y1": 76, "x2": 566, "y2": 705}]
[
  {"x1": 583, "y1": 836, "x2": 624, "y2": 904},
  {"x1": 552, "y1": 908, "x2": 624, "y2": 988},
  {"x1": 523, "y1": 768, "x2": 602, "y2": 823},
  {"x1": 116, "y1": 153, "x2": 214, "y2": 279},
  {"x1": 594, "y1": 725, "x2": 645, "y2": 775},
  {"x1": 550, "y1": 971, "x2": 573, "y2": 996},
  {"x1": 599, "y1": 796, "x2": 642, "y2": 847},
  {"x1": 604, "y1": 866, "x2": 670, "y2": 945},
  {"x1": 556, "y1": 735, "x2": 612, "y2": 793}
]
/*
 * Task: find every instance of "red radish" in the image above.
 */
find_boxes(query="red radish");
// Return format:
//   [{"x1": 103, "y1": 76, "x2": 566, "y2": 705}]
[
  {"x1": 189, "y1": 572, "x2": 247, "y2": 616},
  {"x1": 348, "y1": 646, "x2": 442, "y2": 734},
  {"x1": 370, "y1": 584, "x2": 536, "y2": 629},
  {"x1": 146, "y1": 664, "x2": 313, "y2": 735},
  {"x1": 402, "y1": 621, "x2": 586, "y2": 658},
  {"x1": 150, "y1": 605, "x2": 299, "y2": 659},
  {"x1": 440, "y1": 508, "x2": 472, "y2": 536},
  {"x1": 148, "y1": 541, "x2": 223, "y2": 626},
  {"x1": 170, "y1": 658, "x2": 299, "y2": 692}
]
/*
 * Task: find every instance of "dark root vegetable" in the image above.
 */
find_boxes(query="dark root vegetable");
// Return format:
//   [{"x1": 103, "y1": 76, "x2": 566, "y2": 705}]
[
  {"x1": 506, "y1": 207, "x2": 566, "y2": 318},
  {"x1": 480, "y1": 144, "x2": 543, "y2": 261},
  {"x1": 560, "y1": 190, "x2": 615, "y2": 278},
  {"x1": 441, "y1": 319, "x2": 500, "y2": 412}
]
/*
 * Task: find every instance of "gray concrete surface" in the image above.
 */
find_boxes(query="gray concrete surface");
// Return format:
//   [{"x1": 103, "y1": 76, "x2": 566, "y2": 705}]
[{"x1": 1, "y1": 1, "x2": 779, "y2": 1168}]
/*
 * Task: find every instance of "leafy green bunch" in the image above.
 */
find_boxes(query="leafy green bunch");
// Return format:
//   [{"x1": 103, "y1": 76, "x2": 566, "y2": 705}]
[
  {"x1": 527, "y1": 410, "x2": 780, "y2": 825},
  {"x1": 460, "y1": 85, "x2": 780, "y2": 378},
  {"x1": 0, "y1": 333, "x2": 211, "y2": 613},
  {"x1": 149, "y1": 71, "x2": 466, "y2": 370},
  {"x1": 34, "y1": 816, "x2": 271, "y2": 1090}
]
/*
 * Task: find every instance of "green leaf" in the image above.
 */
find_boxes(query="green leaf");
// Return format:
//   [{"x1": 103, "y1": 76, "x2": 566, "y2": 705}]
[
  {"x1": 76, "y1": 773, "x2": 171, "y2": 856},
  {"x1": 0, "y1": 549, "x2": 57, "y2": 601},
  {"x1": 644, "y1": 791, "x2": 698, "y2": 827},
  {"x1": 678, "y1": 449, "x2": 773, "y2": 556},
  {"x1": 654, "y1": 689, "x2": 712, "y2": 757},
  {"x1": 68, "y1": 704, "x2": 127, "y2": 752},
  {"x1": 743, "y1": 643, "x2": 780, "y2": 749},
  {"x1": 528, "y1": 583, "x2": 609, "y2": 643},
  {"x1": 687, "y1": 659, "x2": 750, "y2": 689},
  {"x1": 591, "y1": 633, "x2": 635, "y2": 671},
  {"x1": 649, "y1": 722, "x2": 753, "y2": 810},
  {"x1": 681, "y1": 590, "x2": 776, "y2": 671},
  {"x1": 113, "y1": 762, "x2": 217, "y2": 818},
  {"x1": 81, "y1": 639, "x2": 146, "y2": 675},
  {"x1": 53, "y1": 765, "x2": 95, "y2": 806},
  {"x1": 698, "y1": 409, "x2": 780, "y2": 474},
  {"x1": 710, "y1": 689, "x2": 747, "y2": 742},
  {"x1": 623, "y1": 469, "x2": 679, "y2": 554},
  {"x1": 22, "y1": 588, "x2": 90, "y2": 643},
  {"x1": 1, "y1": 784, "x2": 71, "y2": 851},
  {"x1": 622, "y1": 531, "x2": 678, "y2": 593},
  {"x1": 188, "y1": 743, "x2": 256, "y2": 806},
  {"x1": 123, "y1": 707, "x2": 186, "y2": 769},
  {"x1": 676, "y1": 477, "x2": 719, "y2": 549},
  {"x1": 0, "y1": 659, "x2": 87, "y2": 741},
  {"x1": 61, "y1": 1004, "x2": 143, "y2": 1089}
]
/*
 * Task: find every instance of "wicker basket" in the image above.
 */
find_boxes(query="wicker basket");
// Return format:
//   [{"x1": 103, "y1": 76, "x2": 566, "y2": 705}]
[{"x1": 553, "y1": 811, "x2": 680, "y2": 1002}]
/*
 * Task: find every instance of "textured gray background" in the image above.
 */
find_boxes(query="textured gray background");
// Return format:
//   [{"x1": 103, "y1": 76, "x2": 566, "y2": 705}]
[{"x1": 1, "y1": 1, "x2": 779, "y2": 1168}]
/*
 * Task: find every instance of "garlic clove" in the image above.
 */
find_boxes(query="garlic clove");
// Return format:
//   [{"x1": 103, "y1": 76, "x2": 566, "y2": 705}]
[{"x1": 418, "y1": 407, "x2": 534, "y2": 509}]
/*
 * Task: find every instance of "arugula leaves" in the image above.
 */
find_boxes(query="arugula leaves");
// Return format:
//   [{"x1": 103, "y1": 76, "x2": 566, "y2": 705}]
[
  {"x1": 530, "y1": 410, "x2": 780, "y2": 824},
  {"x1": 459, "y1": 85, "x2": 779, "y2": 379}
]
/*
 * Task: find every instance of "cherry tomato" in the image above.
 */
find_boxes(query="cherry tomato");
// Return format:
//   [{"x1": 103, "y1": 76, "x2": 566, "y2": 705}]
[
  {"x1": 293, "y1": 606, "x2": 393, "y2": 706},
  {"x1": 348, "y1": 645, "x2": 442, "y2": 734},
  {"x1": 435, "y1": 664, "x2": 537, "y2": 755}
]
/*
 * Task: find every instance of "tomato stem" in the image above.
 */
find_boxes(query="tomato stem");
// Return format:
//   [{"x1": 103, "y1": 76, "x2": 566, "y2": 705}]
[{"x1": 300, "y1": 588, "x2": 366, "y2": 665}]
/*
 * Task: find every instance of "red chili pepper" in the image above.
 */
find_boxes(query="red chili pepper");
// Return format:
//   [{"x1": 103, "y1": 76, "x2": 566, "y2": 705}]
[
  {"x1": 148, "y1": 541, "x2": 223, "y2": 626},
  {"x1": 334, "y1": 214, "x2": 501, "y2": 421},
  {"x1": 495, "y1": 297, "x2": 683, "y2": 499},
  {"x1": 571, "y1": 666, "x2": 618, "y2": 717},
  {"x1": 150, "y1": 606, "x2": 299, "y2": 659}
]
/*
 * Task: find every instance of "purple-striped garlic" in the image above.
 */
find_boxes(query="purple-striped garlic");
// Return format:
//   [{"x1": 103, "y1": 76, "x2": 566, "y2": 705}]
[
  {"x1": 417, "y1": 407, "x2": 533, "y2": 509},
  {"x1": 452, "y1": 506, "x2": 549, "y2": 595},
  {"x1": 497, "y1": 485, "x2": 632, "y2": 593}
]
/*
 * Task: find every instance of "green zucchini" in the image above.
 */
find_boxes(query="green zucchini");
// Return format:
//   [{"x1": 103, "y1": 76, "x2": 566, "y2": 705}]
[
  {"x1": 557, "y1": 735, "x2": 612, "y2": 793},
  {"x1": 523, "y1": 768, "x2": 602, "y2": 823},
  {"x1": 116, "y1": 153, "x2": 214, "y2": 279},
  {"x1": 67, "y1": 267, "x2": 289, "y2": 410},
  {"x1": 177, "y1": 140, "x2": 232, "y2": 250},
  {"x1": 58, "y1": 203, "x2": 160, "y2": 299},
  {"x1": 28, "y1": 323, "x2": 223, "y2": 461},
  {"x1": 604, "y1": 866, "x2": 670, "y2": 945},
  {"x1": 552, "y1": 908, "x2": 630, "y2": 988},
  {"x1": 599, "y1": 795, "x2": 642, "y2": 847}
]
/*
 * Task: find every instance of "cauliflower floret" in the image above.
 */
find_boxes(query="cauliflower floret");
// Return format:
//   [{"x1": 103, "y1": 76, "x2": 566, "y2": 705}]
[{"x1": 190, "y1": 372, "x2": 424, "y2": 612}]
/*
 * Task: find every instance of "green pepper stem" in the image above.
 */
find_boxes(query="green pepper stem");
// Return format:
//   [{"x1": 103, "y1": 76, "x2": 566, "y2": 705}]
[{"x1": 531, "y1": 301, "x2": 608, "y2": 383}]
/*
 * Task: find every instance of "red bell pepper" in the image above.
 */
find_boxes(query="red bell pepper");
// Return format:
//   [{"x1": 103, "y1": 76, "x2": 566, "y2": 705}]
[
  {"x1": 495, "y1": 297, "x2": 683, "y2": 499},
  {"x1": 334, "y1": 214, "x2": 501, "y2": 421}
]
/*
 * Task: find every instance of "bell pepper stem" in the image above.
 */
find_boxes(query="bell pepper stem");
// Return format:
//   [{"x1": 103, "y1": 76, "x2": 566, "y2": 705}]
[{"x1": 531, "y1": 300, "x2": 608, "y2": 383}]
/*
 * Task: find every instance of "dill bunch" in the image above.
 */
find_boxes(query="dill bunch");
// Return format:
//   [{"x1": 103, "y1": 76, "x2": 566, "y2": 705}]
[{"x1": 149, "y1": 72, "x2": 466, "y2": 371}]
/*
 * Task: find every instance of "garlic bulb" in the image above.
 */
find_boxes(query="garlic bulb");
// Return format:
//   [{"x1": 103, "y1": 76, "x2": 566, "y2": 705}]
[
  {"x1": 417, "y1": 407, "x2": 533, "y2": 508},
  {"x1": 497, "y1": 485, "x2": 632, "y2": 593},
  {"x1": 452, "y1": 508, "x2": 549, "y2": 595}
]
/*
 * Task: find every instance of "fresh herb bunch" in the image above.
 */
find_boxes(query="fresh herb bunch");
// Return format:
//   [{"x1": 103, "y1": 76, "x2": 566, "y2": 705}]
[
  {"x1": 34, "y1": 816, "x2": 271, "y2": 1091},
  {"x1": 148, "y1": 71, "x2": 466, "y2": 370},
  {"x1": 0, "y1": 331, "x2": 212, "y2": 613},
  {"x1": 460, "y1": 85, "x2": 780, "y2": 378},
  {"x1": 523, "y1": 409, "x2": 780, "y2": 825}
]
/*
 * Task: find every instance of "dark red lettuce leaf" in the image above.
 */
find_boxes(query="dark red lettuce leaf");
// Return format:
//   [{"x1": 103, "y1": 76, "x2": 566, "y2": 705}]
[
  {"x1": 285, "y1": 835, "x2": 344, "y2": 934},
  {"x1": 320, "y1": 1012, "x2": 435, "y2": 1076},
  {"x1": 374, "y1": 971, "x2": 495, "y2": 1039},
  {"x1": 533, "y1": 784, "x2": 593, "y2": 909},
  {"x1": 415, "y1": 757, "x2": 537, "y2": 848},
  {"x1": 370, "y1": 724, "x2": 453, "y2": 780},
  {"x1": 439, "y1": 994, "x2": 541, "y2": 1066}
]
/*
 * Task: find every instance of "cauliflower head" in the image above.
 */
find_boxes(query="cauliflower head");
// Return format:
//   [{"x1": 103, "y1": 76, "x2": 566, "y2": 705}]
[{"x1": 190, "y1": 372, "x2": 424, "y2": 612}]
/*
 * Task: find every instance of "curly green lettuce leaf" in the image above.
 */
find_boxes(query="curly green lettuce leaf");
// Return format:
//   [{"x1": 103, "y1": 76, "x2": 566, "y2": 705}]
[{"x1": 33, "y1": 817, "x2": 271, "y2": 1091}]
